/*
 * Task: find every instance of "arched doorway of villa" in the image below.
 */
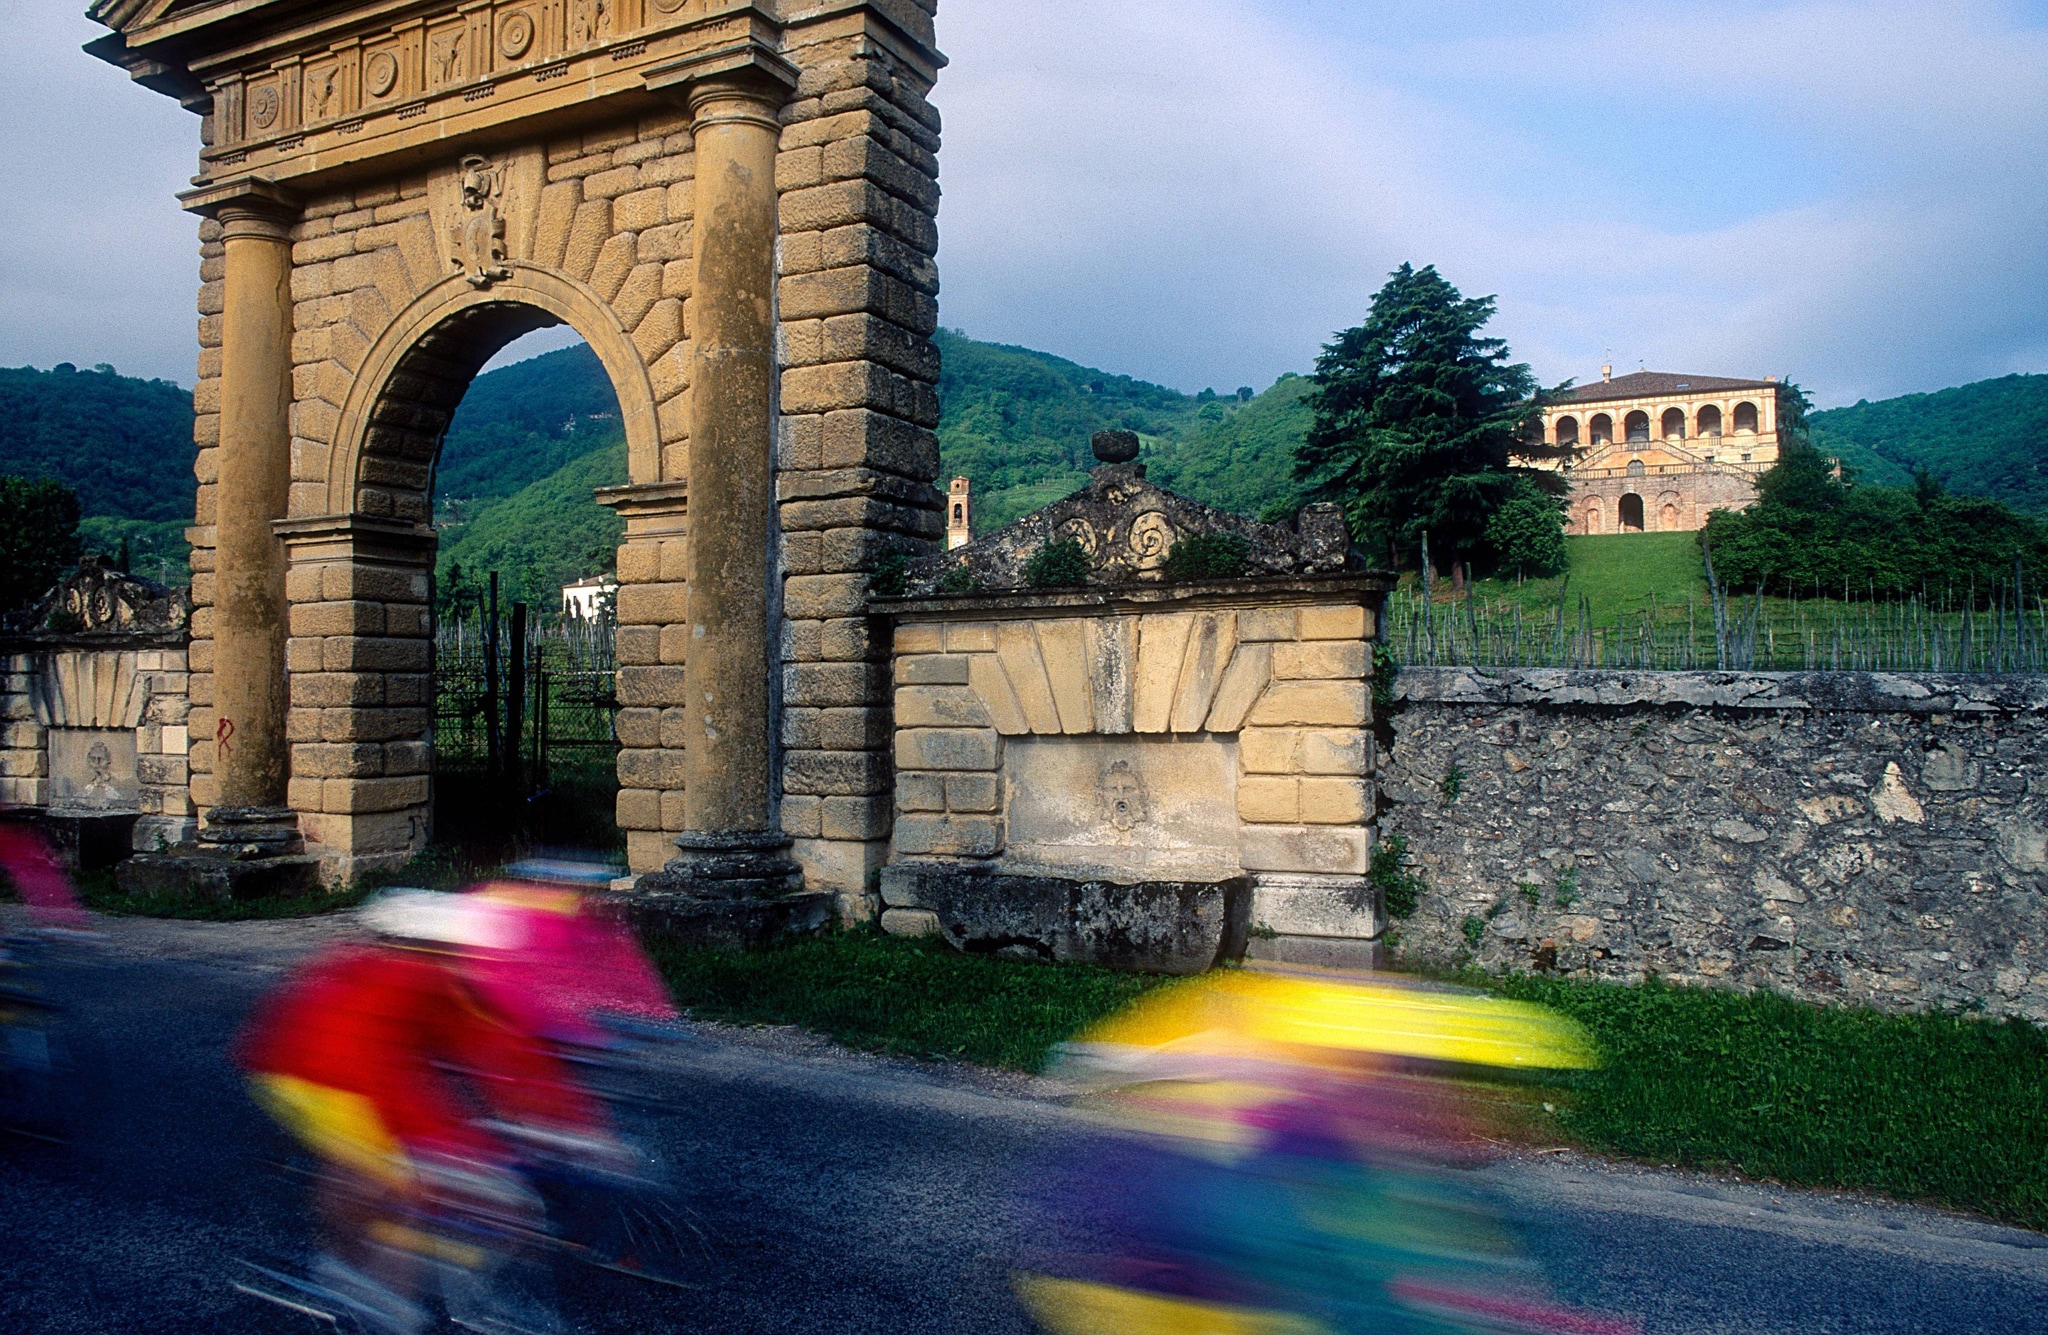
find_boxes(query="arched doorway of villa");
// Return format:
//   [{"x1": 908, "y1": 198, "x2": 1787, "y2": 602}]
[{"x1": 1618, "y1": 493, "x2": 1646, "y2": 532}]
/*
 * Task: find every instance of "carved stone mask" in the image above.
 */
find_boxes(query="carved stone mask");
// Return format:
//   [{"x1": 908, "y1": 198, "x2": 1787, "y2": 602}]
[{"x1": 1100, "y1": 760, "x2": 1147, "y2": 833}]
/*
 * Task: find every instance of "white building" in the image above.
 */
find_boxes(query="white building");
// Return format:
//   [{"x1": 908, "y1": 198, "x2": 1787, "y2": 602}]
[{"x1": 561, "y1": 574, "x2": 618, "y2": 622}]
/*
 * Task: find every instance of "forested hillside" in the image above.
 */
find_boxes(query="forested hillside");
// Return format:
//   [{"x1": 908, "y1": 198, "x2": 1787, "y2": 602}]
[
  {"x1": 1148, "y1": 373, "x2": 1312, "y2": 520},
  {"x1": 1810, "y1": 374, "x2": 2048, "y2": 514},
  {"x1": 15, "y1": 338, "x2": 2044, "y2": 606},
  {"x1": 439, "y1": 343, "x2": 623, "y2": 503},
  {"x1": 0, "y1": 362, "x2": 197, "y2": 582}
]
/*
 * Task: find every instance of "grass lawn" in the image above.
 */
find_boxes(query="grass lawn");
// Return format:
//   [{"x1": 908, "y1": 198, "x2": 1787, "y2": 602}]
[
  {"x1": 1498, "y1": 973, "x2": 2048, "y2": 1230},
  {"x1": 644, "y1": 929, "x2": 2048, "y2": 1229},
  {"x1": 1462, "y1": 532, "x2": 1707, "y2": 623},
  {"x1": 646, "y1": 929, "x2": 1173, "y2": 1071}
]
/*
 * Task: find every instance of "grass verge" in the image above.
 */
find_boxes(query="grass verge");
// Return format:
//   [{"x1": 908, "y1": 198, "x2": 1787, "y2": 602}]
[
  {"x1": 645, "y1": 928, "x2": 1172, "y2": 1072},
  {"x1": 645, "y1": 931, "x2": 2048, "y2": 1228},
  {"x1": 1493, "y1": 973, "x2": 2048, "y2": 1230}
]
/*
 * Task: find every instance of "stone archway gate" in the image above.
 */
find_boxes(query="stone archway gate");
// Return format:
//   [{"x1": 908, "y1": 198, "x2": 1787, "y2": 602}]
[{"x1": 88, "y1": 0, "x2": 946, "y2": 913}]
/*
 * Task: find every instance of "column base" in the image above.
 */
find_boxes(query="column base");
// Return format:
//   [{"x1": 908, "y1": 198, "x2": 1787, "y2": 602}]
[
  {"x1": 199, "y1": 806, "x2": 306, "y2": 859},
  {"x1": 627, "y1": 830, "x2": 828, "y2": 949},
  {"x1": 639, "y1": 830, "x2": 804, "y2": 900},
  {"x1": 113, "y1": 805, "x2": 324, "y2": 903}
]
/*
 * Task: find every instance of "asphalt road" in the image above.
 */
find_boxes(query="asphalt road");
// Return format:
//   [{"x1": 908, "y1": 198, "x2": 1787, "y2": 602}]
[{"x1": 6, "y1": 911, "x2": 2048, "y2": 1334}]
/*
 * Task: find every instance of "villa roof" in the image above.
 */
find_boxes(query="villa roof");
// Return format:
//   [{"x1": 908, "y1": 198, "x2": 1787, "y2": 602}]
[{"x1": 1561, "y1": 372, "x2": 1779, "y2": 405}]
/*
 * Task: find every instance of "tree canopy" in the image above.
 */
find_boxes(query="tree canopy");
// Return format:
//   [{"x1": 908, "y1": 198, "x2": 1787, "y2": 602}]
[
  {"x1": 1701, "y1": 435, "x2": 2048, "y2": 602},
  {"x1": 0, "y1": 476, "x2": 82, "y2": 618},
  {"x1": 1294, "y1": 264, "x2": 1567, "y2": 572}
]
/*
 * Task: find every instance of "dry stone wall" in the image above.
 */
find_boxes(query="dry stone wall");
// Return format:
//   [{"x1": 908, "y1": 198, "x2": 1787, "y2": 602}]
[{"x1": 1381, "y1": 667, "x2": 2048, "y2": 1020}]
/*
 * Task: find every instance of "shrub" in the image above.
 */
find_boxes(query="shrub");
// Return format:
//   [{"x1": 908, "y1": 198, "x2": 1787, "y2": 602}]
[
  {"x1": 868, "y1": 553, "x2": 908, "y2": 598},
  {"x1": 1161, "y1": 532, "x2": 1251, "y2": 582},
  {"x1": 1370, "y1": 831, "x2": 1426, "y2": 919},
  {"x1": 1024, "y1": 536, "x2": 1091, "y2": 588}
]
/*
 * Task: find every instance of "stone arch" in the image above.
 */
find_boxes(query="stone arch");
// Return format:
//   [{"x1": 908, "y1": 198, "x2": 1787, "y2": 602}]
[
  {"x1": 1661, "y1": 407, "x2": 1686, "y2": 440},
  {"x1": 1618, "y1": 493, "x2": 1645, "y2": 531},
  {"x1": 1734, "y1": 400, "x2": 1760, "y2": 434},
  {"x1": 1590, "y1": 413, "x2": 1613, "y2": 445},
  {"x1": 319, "y1": 269, "x2": 663, "y2": 521},
  {"x1": 1697, "y1": 403, "x2": 1722, "y2": 437},
  {"x1": 1555, "y1": 415, "x2": 1580, "y2": 446},
  {"x1": 1659, "y1": 491, "x2": 1683, "y2": 531},
  {"x1": 1627, "y1": 457, "x2": 1646, "y2": 477},
  {"x1": 1583, "y1": 499, "x2": 1603, "y2": 534},
  {"x1": 1625, "y1": 410, "x2": 1651, "y2": 443}
]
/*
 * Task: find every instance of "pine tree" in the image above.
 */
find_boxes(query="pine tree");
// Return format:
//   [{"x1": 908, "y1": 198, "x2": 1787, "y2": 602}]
[{"x1": 1294, "y1": 263, "x2": 1569, "y2": 572}]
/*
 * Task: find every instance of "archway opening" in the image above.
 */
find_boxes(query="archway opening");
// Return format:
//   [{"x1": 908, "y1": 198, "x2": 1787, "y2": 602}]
[
  {"x1": 1625, "y1": 411, "x2": 1651, "y2": 443},
  {"x1": 1662, "y1": 407, "x2": 1686, "y2": 440},
  {"x1": 1698, "y1": 404, "x2": 1723, "y2": 437},
  {"x1": 431, "y1": 322, "x2": 629, "y2": 862},
  {"x1": 1618, "y1": 493, "x2": 1645, "y2": 531},
  {"x1": 1590, "y1": 413, "x2": 1613, "y2": 446},
  {"x1": 1555, "y1": 415, "x2": 1580, "y2": 446},
  {"x1": 1627, "y1": 458, "x2": 1646, "y2": 477},
  {"x1": 1734, "y1": 400, "x2": 1760, "y2": 434}
]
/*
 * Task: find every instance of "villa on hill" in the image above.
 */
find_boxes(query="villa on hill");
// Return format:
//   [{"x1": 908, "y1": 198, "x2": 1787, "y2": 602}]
[{"x1": 1530, "y1": 368, "x2": 1789, "y2": 534}]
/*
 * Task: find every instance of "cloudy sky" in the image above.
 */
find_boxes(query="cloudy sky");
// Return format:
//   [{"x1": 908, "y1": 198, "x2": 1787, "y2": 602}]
[{"x1": 3, "y1": 0, "x2": 2044, "y2": 406}]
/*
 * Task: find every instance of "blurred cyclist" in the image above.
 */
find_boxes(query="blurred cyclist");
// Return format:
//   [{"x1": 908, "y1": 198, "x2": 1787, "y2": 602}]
[
  {"x1": 1, "y1": 812, "x2": 87, "y2": 1142},
  {"x1": 236, "y1": 884, "x2": 646, "y2": 1334}
]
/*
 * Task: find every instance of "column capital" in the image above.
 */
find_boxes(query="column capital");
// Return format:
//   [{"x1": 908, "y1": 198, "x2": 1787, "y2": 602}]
[
  {"x1": 643, "y1": 39, "x2": 798, "y2": 127},
  {"x1": 179, "y1": 175, "x2": 301, "y2": 239}
]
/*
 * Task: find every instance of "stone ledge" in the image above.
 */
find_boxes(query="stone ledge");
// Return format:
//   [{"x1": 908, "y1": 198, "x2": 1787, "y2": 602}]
[
  {"x1": 879, "y1": 863, "x2": 1250, "y2": 974},
  {"x1": 880, "y1": 574, "x2": 1393, "y2": 622},
  {"x1": 1394, "y1": 666, "x2": 2048, "y2": 715}
]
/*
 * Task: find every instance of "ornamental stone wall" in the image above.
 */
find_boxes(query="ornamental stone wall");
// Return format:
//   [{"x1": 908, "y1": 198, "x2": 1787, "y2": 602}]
[
  {"x1": 880, "y1": 578, "x2": 1390, "y2": 966},
  {"x1": 1381, "y1": 667, "x2": 2048, "y2": 1020}
]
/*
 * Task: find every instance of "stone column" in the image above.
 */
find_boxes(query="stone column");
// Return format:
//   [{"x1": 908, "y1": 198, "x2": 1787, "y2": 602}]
[
  {"x1": 645, "y1": 52, "x2": 801, "y2": 896},
  {"x1": 205, "y1": 187, "x2": 299, "y2": 847}
]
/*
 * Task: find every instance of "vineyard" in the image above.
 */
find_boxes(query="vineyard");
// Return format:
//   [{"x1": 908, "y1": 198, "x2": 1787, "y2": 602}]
[{"x1": 1385, "y1": 560, "x2": 2048, "y2": 673}]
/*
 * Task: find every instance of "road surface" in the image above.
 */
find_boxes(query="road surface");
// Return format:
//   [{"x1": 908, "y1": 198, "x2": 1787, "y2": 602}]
[{"x1": 5, "y1": 910, "x2": 2048, "y2": 1333}]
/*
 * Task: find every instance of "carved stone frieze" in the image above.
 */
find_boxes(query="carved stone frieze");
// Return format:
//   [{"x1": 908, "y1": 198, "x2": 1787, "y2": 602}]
[
  {"x1": 901, "y1": 433, "x2": 1360, "y2": 597},
  {"x1": 5, "y1": 557, "x2": 191, "y2": 642}
]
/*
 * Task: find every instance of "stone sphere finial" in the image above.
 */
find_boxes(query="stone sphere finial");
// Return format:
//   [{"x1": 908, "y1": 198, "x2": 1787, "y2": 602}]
[{"x1": 1092, "y1": 430, "x2": 1140, "y2": 464}]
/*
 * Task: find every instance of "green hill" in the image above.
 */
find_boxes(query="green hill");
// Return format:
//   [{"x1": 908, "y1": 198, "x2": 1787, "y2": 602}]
[
  {"x1": 1811, "y1": 374, "x2": 2048, "y2": 513},
  {"x1": 1148, "y1": 373, "x2": 1312, "y2": 519},
  {"x1": 439, "y1": 343, "x2": 623, "y2": 504},
  {"x1": 18, "y1": 334, "x2": 2046, "y2": 605},
  {"x1": 932, "y1": 329, "x2": 1206, "y2": 530},
  {"x1": 435, "y1": 435, "x2": 628, "y2": 610}
]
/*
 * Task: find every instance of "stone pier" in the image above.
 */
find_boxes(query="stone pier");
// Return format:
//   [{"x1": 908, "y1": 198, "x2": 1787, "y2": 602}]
[{"x1": 89, "y1": 0, "x2": 949, "y2": 902}]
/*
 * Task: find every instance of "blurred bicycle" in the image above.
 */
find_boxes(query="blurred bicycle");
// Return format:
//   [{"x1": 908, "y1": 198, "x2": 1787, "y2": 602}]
[
  {"x1": 0, "y1": 814, "x2": 87, "y2": 1144},
  {"x1": 233, "y1": 863, "x2": 701, "y2": 1334}
]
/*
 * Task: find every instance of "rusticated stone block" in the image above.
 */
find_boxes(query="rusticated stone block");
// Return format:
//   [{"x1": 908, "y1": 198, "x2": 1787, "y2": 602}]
[{"x1": 896, "y1": 727, "x2": 998, "y2": 773}]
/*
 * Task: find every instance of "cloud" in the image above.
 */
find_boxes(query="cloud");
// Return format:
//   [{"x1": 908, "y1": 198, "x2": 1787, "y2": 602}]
[
  {"x1": 0, "y1": 0, "x2": 2040, "y2": 407},
  {"x1": 935, "y1": 0, "x2": 2048, "y2": 403},
  {"x1": 0, "y1": 6, "x2": 201, "y2": 384}
]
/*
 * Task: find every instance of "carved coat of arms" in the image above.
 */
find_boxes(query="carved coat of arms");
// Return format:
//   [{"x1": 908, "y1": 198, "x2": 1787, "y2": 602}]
[{"x1": 450, "y1": 155, "x2": 512, "y2": 289}]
